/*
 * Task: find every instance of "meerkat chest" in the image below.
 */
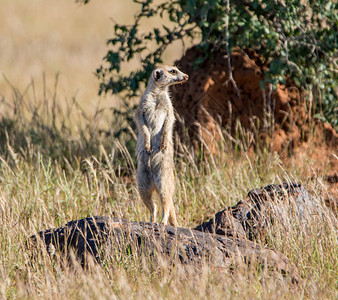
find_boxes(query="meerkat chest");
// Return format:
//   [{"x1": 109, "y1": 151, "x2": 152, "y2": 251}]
[{"x1": 144, "y1": 94, "x2": 171, "y2": 134}]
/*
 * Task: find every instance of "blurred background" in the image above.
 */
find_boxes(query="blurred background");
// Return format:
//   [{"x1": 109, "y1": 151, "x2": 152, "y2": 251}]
[{"x1": 0, "y1": 0, "x2": 185, "y2": 112}]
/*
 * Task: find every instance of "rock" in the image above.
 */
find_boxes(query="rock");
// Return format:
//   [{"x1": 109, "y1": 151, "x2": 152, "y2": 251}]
[
  {"x1": 29, "y1": 215, "x2": 299, "y2": 283},
  {"x1": 195, "y1": 183, "x2": 324, "y2": 241},
  {"x1": 30, "y1": 183, "x2": 327, "y2": 283}
]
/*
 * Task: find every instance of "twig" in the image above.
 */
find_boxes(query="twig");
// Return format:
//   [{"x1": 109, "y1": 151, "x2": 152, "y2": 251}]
[{"x1": 222, "y1": 0, "x2": 240, "y2": 99}]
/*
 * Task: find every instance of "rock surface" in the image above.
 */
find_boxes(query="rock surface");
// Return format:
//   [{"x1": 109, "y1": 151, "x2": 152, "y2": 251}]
[
  {"x1": 30, "y1": 215, "x2": 299, "y2": 283},
  {"x1": 30, "y1": 183, "x2": 331, "y2": 283},
  {"x1": 195, "y1": 183, "x2": 324, "y2": 240}
]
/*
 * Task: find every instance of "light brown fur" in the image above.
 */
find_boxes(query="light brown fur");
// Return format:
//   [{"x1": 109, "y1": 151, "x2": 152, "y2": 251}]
[{"x1": 135, "y1": 65, "x2": 188, "y2": 226}]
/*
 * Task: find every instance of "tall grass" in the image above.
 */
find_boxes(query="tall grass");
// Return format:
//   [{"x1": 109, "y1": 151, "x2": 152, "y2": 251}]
[{"x1": 0, "y1": 77, "x2": 336, "y2": 299}]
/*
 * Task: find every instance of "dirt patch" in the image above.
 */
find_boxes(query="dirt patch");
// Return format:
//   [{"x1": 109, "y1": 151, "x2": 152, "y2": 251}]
[{"x1": 172, "y1": 46, "x2": 337, "y2": 158}]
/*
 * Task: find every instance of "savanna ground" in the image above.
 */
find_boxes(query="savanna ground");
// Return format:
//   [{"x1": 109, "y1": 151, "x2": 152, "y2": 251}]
[{"x1": 0, "y1": 0, "x2": 337, "y2": 298}]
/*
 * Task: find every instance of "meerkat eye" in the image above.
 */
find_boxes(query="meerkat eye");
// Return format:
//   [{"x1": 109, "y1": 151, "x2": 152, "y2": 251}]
[{"x1": 169, "y1": 69, "x2": 177, "y2": 75}]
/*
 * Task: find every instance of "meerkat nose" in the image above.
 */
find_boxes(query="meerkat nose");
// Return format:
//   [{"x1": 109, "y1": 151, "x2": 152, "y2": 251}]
[{"x1": 184, "y1": 74, "x2": 189, "y2": 81}]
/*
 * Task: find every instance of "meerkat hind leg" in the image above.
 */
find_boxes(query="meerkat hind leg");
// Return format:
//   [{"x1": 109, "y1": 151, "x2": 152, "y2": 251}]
[
  {"x1": 168, "y1": 205, "x2": 179, "y2": 227},
  {"x1": 139, "y1": 188, "x2": 157, "y2": 223},
  {"x1": 138, "y1": 166, "x2": 157, "y2": 223},
  {"x1": 159, "y1": 186, "x2": 178, "y2": 227}
]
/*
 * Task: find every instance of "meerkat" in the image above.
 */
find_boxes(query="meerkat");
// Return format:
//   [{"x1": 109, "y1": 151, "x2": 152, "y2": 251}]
[{"x1": 135, "y1": 65, "x2": 189, "y2": 226}]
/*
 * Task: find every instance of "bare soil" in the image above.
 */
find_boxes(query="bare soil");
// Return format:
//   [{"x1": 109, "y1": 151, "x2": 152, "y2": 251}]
[{"x1": 172, "y1": 46, "x2": 337, "y2": 158}]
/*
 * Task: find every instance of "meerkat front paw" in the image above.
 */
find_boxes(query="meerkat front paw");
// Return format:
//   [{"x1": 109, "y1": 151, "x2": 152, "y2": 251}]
[
  {"x1": 160, "y1": 133, "x2": 168, "y2": 152},
  {"x1": 145, "y1": 142, "x2": 152, "y2": 155},
  {"x1": 160, "y1": 142, "x2": 167, "y2": 152}
]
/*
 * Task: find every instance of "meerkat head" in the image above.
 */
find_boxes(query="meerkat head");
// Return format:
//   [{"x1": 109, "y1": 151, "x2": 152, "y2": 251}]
[{"x1": 152, "y1": 65, "x2": 189, "y2": 87}]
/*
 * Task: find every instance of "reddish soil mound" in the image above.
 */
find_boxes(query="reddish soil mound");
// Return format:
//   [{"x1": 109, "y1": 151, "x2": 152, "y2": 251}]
[{"x1": 172, "y1": 46, "x2": 337, "y2": 157}]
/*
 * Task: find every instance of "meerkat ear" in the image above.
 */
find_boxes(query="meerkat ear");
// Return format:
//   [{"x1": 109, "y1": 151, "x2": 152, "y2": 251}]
[{"x1": 154, "y1": 70, "x2": 163, "y2": 81}]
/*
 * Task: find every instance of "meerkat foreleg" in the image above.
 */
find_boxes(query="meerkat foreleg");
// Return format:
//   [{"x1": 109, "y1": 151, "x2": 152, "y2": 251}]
[
  {"x1": 136, "y1": 109, "x2": 151, "y2": 154},
  {"x1": 160, "y1": 119, "x2": 169, "y2": 151},
  {"x1": 141, "y1": 126, "x2": 151, "y2": 154}
]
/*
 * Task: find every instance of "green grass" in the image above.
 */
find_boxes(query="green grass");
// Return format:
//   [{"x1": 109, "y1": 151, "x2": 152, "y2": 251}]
[{"x1": 0, "y1": 80, "x2": 337, "y2": 299}]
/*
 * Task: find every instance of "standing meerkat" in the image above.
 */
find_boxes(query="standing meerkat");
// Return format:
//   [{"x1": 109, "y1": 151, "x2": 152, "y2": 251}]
[{"x1": 135, "y1": 65, "x2": 189, "y2": 226}]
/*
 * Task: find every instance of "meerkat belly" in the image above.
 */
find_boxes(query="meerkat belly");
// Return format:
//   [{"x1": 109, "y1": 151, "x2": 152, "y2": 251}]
[
  {"x1": 150, "y1": 109, "x2": 167, "y2": 136},
  {"x1": 136, "y1": 107, "x2": 167, "y2": 164},
  {"x1": 147, "y1": 108, "x2": 166, "y2": 136}
]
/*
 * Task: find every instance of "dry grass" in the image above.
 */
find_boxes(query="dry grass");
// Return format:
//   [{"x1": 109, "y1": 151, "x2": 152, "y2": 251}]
[
  {"x1": 0, "y1": 1, "x2": 337, "y2": 299},
  {"x1": 0, "y1": 87, "x2": 336, "y2": 298}
]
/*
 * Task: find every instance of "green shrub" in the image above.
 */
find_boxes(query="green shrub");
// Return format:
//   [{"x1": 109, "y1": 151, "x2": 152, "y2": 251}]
[{"x1": 82, "y1": 0, "x2": 337, "y2": 128}]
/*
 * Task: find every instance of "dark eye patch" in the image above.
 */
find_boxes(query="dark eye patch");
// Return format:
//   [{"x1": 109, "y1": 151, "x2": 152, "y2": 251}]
[{"x1": 169, "y1": 69, "x2": 177, "y2": 75}]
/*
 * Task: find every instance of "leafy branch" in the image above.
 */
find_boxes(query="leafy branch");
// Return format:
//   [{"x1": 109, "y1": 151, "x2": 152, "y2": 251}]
[{"x1": 79, "y1": 0, "x2": 337, "y2": 128}]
